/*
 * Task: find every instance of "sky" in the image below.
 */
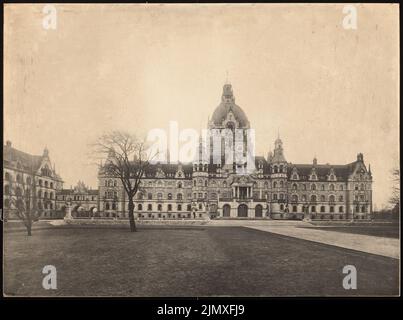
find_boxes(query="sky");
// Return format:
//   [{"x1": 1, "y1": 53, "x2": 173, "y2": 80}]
[{"x1": 4, "y1": 4, "x2": 399, "y2": 208}]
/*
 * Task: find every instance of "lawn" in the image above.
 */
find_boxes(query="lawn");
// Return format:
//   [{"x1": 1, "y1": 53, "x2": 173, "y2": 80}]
[
  {"x1": 4, "y1": 226, "x2": 399, "y2": 297},
  {"x1": 301, "y1": 225, "x2": 400, "y2": 239}
]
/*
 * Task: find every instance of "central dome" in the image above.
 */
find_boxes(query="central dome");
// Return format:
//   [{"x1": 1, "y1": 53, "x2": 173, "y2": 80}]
[{"x1": 210, "y1": 84, "x2": 250, "y2": 128}]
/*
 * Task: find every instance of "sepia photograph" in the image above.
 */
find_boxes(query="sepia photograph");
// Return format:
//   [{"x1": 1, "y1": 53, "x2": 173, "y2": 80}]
[{"x1": 2, "y1": 3, "x2": 400, "y2": 301}]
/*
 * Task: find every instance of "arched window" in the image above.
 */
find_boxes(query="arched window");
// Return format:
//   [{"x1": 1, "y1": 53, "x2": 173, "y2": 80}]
[
  {"x1": 138, "y1": 193, "x2": 143, "y2": 200},
  {"x1": 339, "y1": 195, "x2": 344, "y2": 202},
  {"x1": 157, "y1": 193, "x2": 162, "y2": 200},
  {"x1": 148, "y1": 193, "x2": 152, "y2": 200},
  {"x1": 187, "y1": 204, "x2": 192, "y2": 211},
  {"x1": 339, "y1": 184, "x2": 344, "y2": 191},
  {"x1": 138, "y1": 204, "x2": 143, "y2": 211},
  {"x1": 302, "y1": 184, "x2": 307, "y2": 191},
  {"x1": 329, "y1": 184, "x2": 335, "y2": 191},
  {"x1": 339, "y1": 206, "x2": 344, "y2": 213},
  {"x1": 199, "y1": 203, "x2": 203, "y2": 210},
  {"x1": 311, "y1": 184, "x2": 316, "y2": 191},
  {"x1": 320, "y1": 206, "x2": 325, "y2": 213},
  {"x1": 157, "y1": 204, "x2": 162, "y2": 211},
  {"x1": 4, "y1": 185, "x2": 10, "y2": 195},
  {"x1": 168, "y1": 193, "x2": 173, "y2": 200},
  {"x1": 355, "y1": 184, "x2": 359, "y2": 191},
  {"x1": 302, "y1": 195, "x2": 307, "y2": 202},
  {"x1": 329, "y1": 195, "x2": 335, "y2": 202},
  {"x1": 105, "y1": 203, "x2": 110, "y2": 210},
  {"x1": 5, "y1": 172, "x2": 11, "y2": 181},
  {"x1": 280, "y1": 204, "x2": 284, "y2": 211},
  {"x1": 310, "y1": 195, "x2": 317, "y2": 202},
  {"x1": 274, "y1": 165, "x2": 278, "y2": 173},
  {"x1": 255, "y1": 204, "x2": 263, "y2": 217},
  {"x1": 280, "y1": 181, "x2": 284, "y2": 188},
  {"x1": 360, "y1": 183, "x2": 364, "y2": 191},
  {"x1": 177, "y1": 193, "x2": 183, "y2": 200},
  {"x1": 273, "y1": 181, "x2": 277, "y2": 188},
  {"x1": 292, "y1": 194, "x2": 298, "y2": 202},
  {"x1": 320, "y1": 195, "x2": 325, "y2": 202},
  {"x1": 280, "y1": 165, "x2": 283, "y2": 173},
  {"x1": 330, "y1": 206, "x2": 334, "y2": 213},
  {"x1": 45, "y1": 181, "x2": 48, "y2": 188},
  {"x1": 114, "y1": 180, "x2": 117, "y2": 187},
  {"x1": 361, "y1": 205, "x2": 366, "y2": 212},
  {"x1": 147, "y1": 204, "x2": 152, "y2": 211},
  {"x1": 177, "y1": 204, "x2": 182, "y2": 211},
  {"x1": 321, "y1": 184, "x2": 325, "y2": 191},
  {"x1": 178, "y1": 182, "x2": 182, "y2": 188},
  {"x1": 168, "y1": 204, "x2": 172, "y2": 211},
  {"x1": 112, "y1": 203, "x2": 117, "y2": 210},
  {"x1": 205, "y1": 180, "x2": 208, "y2": 187},
  {"x1": 223, "y1": 204, "x2": 231, "y2": 217},
  {"x1": 292, "y1": 184, "x2": 297, "y2": 191},
  {"x1": 198, "y1": 179, "x2": 203, "y2": 186}
]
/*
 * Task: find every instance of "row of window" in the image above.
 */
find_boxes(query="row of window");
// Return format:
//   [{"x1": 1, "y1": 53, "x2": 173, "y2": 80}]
[
  {"x1": 290, "y1": 183, "x2": 343, "y2": 191},
  {"x1": 59, "y1": 195, "x2": 97, "y2": 201},
  {"x1": 285, "y1": 205, "x2": 367, "y2": 213},
  {"x1": 4, "y1": 173, "x2": 55, "y2": 188},
  {"x1": 290, "y1": 194, "x2": 343, "y2": 202},
  {"x1": 104, "y1": 203, "x2": 199, "y2": 211}
]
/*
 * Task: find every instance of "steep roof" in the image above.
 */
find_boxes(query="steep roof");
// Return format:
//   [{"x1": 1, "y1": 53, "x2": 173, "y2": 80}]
[
  {"x1": 287, "y1": 162, "x2": 358, "y2": 180},
  {"x1": 3, "y1": 145, "x2": 43, "y2": 172},
  {"x1": 210, "y1": 84, "x2": 250, "y2": 128}
]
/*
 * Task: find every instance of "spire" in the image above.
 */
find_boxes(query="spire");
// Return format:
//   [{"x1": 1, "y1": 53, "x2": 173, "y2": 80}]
[
  {"x1": 43, "y1": 146, "x2": 49, "y2": 157},
  {"x1": 368, "y1": 164, "x2": 372, "y2": 175},
  {"x1": 222, "y1": 83, "x2": 235, "y2": 103}
]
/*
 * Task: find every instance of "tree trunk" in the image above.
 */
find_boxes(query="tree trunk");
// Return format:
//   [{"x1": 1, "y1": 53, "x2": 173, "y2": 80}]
[
  {"x1": 128, "y1": 198, "x2": 137, "y2": 232},
  {"x1": 27, "y1": 223, "x2": 32, "y2": 236}
]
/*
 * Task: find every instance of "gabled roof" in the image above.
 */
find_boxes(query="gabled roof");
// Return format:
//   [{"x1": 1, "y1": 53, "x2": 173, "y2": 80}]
[
  {"x1": 3, "y1": 145, "x2": 43, "y2": 172},
  {"x1": 287, "y1": 162, "x2": 358, "y2": 180}
]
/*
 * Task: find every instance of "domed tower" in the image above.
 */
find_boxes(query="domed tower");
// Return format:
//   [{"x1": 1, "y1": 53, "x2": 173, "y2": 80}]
[
  {"x1": 209, "y1": 83, "x2": 251, "y2": 172},
  {"x1": 270, "y1": 133, "x2": 288, "y2": 216}
]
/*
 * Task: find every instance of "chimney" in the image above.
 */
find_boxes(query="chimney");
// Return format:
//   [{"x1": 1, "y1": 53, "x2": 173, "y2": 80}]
[{"x1": 357, "y1": 153, "x2": 363, "y2": 162}]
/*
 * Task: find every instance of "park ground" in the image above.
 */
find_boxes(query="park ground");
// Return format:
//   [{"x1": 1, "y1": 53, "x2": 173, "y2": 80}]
[{"x1": 3, "y1": 222, "x2": 399, "y2": 297}]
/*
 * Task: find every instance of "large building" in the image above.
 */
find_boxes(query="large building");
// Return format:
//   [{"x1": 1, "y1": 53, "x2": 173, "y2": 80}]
[
  {"x1": 56, "y1": 181, "x2": 99, "y2": 217},
  {"x1": 3, "y1": 141, "x2": 64, "y2": 219},
  {"x1": 98, "y1": 84, "x2": 373, "y2": 220}
]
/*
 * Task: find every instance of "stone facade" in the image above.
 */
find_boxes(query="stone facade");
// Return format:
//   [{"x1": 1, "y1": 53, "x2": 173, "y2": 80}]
[
  {"x1": 56, "y1": 181, "x2": 99, "y2": 217},
  {"x1": 3, "y1": 141, "x2": 63, "y2": 219},
  {"x1": 97, "y1": 84, "x2": 373, "y2": 220}
]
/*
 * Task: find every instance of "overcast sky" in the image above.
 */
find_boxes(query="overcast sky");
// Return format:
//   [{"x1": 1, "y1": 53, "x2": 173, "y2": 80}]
[{"x1": 4, "y1": 4, "x2": 399, "y2": 208}]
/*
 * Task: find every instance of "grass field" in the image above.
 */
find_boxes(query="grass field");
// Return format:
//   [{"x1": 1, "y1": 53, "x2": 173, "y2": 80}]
[
  {"x1": 301, "y1": 225, "x2": 400, "y2": 239},
  {"x1": 4, "y1": 226, "x2": 399, "y2": 297}
]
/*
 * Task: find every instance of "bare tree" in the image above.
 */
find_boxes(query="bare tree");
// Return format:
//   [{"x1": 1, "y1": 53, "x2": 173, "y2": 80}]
[
  {"x1": 389, "y1": 167, "x2": 400, "y2": 208},
  {"x1": 9, "y1": 168, "x2": 40, "y2": 236},
  {"x1": 92, "y1": 131, "x2": 156, "y2": 232}
]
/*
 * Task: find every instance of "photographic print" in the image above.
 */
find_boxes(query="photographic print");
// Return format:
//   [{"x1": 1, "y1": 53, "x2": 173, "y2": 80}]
[{"x1": 2, "y1": 3, "x2": 400, "y2": 299}]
